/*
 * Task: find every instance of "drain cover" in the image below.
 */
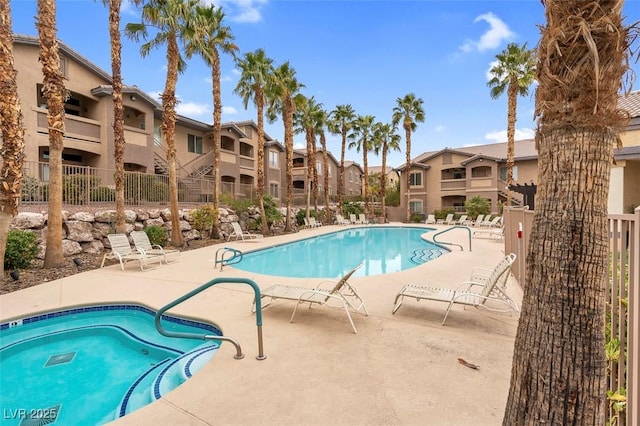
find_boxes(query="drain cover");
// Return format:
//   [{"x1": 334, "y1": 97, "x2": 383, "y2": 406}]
[
  {"x1": 19, "y1": 404, "x2": 60, "y2": 426},
  {"x1": 45, "y1": 352, "x2": 76, "y2": 367}
]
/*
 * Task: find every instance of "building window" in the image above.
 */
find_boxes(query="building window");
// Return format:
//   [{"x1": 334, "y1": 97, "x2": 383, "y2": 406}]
[
  {"x1": 349, "y1": 171, "x2": 353, "y2": 182},
  {"x1": 500, "y1": 166, "x2": 518, "y2": 181},
  {"x1": 269, "y1": 183, "x2": 279, "y2": 198},
  {"x1": 269, "y1": 151, "x2": 279, "y2": 168},
  {"x1": 316, "y1": 162, "x2": 322, "y2": 175},
  {"x1": 409, "y1": 172, "x2": 423, "y2": 187},
  {"x1": 328, "y1": 164, "x2": 332, "y2": 177},
  {"x1": 188, "y1": 134, "x2": 203, "y2": 154},
  {"x1": 409, "y1": 200, "x2": 423, "y2": 214},
  {"x1": 59, "y1": 56, "x2": 68, "y2": 78}
]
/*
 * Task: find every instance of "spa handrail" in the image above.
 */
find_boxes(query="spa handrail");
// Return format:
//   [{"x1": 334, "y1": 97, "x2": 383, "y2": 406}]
[
  {"x1": 154, "y1": 277, "x2": 266, "y2": 361},
  {"x1": 214, "y1": 247, "x2": 243, "y2": 271},
  {"x1": 430, "y1": 226, "x2": 472, "y2": 252}
]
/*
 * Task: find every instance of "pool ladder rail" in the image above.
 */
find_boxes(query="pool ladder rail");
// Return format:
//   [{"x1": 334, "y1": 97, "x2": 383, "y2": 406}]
[
  {"x1": 429, "y1": 226, "x2": 472, "y2": 252},
  {"x1": 155, "y1": 277, "x2": 266, "y2": 361},
  {"x1": 213, "y1": 247, "x2": 243, "y2": 271}
]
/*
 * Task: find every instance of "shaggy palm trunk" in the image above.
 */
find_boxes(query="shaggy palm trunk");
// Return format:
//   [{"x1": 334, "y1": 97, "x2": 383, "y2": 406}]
[
  {"x1": 305, "y1": 128, "x2": 314, "y2": 223},
  {"x1": 320, "y1": 131, "x2": 330, "y2": 223},
  {"x1": 162, "y1": 35, "x2": 183, "y2": 247},
  {"x1": 256, "y1": 97, "x2": 269, "y2": 236},
  {"x1": 362, "y1": 141, "x2": 370, "y2": 219},
  {"x1": 503, "y1": 1, "x2": 628, "y2": 423},
  {"x1": 284, "y1": 99, "x2": 294, "y2": 232},
  {"x1": 211, "y1": 49, "x2": 222, "y2": 239},
  {"x1": 110, "y1": 0, "x2": 126, "y2": 234},
  {"x1": 38, "y1": 0, "x2": 65, "y2": 268},
  {"x1": 404, "y1": 127, "x2": 411, "y2": 222},
  {"x1": 311, "y1": 141, "x2": 318, "y2": 212},
  {"x1": 381, "y1": 146, "x2": 387, "y2": 220},
  {"x1": 505, "y1": 80, "x2": 517, "y2": 208},
  {"x1": 338, "y1": 125, "x2": 347, "y2": 213},
  {"x1": 0, "y1": 3, "x2": 26, "y2": 278}
]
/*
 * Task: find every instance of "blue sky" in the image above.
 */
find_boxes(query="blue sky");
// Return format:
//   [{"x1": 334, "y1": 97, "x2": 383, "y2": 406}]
[{"x1": 10, "y1": 0, "x2": 640, "y2": 168}]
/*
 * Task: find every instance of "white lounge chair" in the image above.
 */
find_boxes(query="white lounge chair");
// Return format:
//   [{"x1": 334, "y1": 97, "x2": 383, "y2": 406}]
[
  {"x1": 473, "y1": 226, "x2": 504, "y2": 239},
  {"x1": 350, "y1": 214, "x2": 362, "y2": 224},
  {"x1": 227, "y1": 221, "x2": 262, "y2": 241},
  {"x1": 437, "y1": 213, "x2": 454, "y2": 225},
  {"x1": 101, "y1": 233, "x2": 164, "y2": 271},
  {"x1": 425, "y1": 214, "x2": 436, "y2": 224},
  {"x1": 392, "y1": 253, "x2": 518, "y2": 325},
  {"x1": 131, "y1": 230, "x2": 182, "y2": 264},
  {"x1": 469, "y1": 214, "x2": 485, "y2": 227},
  {"x1": 455, "y1": 215, "x2": 468, "y2": 225},
  {"x1": 309, "y1": 217, "x2": 323, "y2": 227},
  {"x1": 254, "y1": 263, "x2": 368, "y2": 333},
  {"x1": 479, "y1": 216, "x2": 502, "y2": 228},
  {"x1": 358, "y1": 213, "x2": 368, "y2": 225},
  {"x1": 335, "y1": 214, "x2": 351, "y2": 225}
]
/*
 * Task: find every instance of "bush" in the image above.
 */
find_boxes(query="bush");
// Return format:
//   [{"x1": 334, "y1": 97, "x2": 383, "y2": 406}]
[
  {"x1": 385, "y1": 181, "x2": 401, "y2": 207},
  {"x1": 63, "y1": 174, "x2": 101, "y2": 204},
  {"x1": 4, "y1": 230, "x2": 38, "y2": 270},
  {"x1": 21, "y1": 176, "x2": 42, "y2": 202},
  {"x1": 296, "y1": 208, "x2": 320, "y2": 226},
  {"x1": 410, "y1": 213, "x2": 425, "y2": 223},
  {"x1": 190, "y1": 204, "x2": 218, "y2": 236},
  {"x1": 125, "y1": 174, "x2": 168, "y2": 204},
  {"x1": 465, "y1": 196, "x2": 491, "y2": 219},
  {"x1": 261, "y1": 195, "x2": 283, "y2": 226},
  {"x1": 433, "y1": 208, "x2": 455, "y2": 221},
  {"x1": 144, "y1": 225, "x2": 168, "y2": 247},
  {"x1": 342, "y1": 201, "x2": 364, "y2": 217}
]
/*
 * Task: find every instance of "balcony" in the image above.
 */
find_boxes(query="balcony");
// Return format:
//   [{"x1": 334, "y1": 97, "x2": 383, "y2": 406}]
[
  {"x1": 440, "y1": 179, "x2": 466, "y2": 191},
  {"x1": 36, "y1": 108, "x2": 101, "y2": 154}
]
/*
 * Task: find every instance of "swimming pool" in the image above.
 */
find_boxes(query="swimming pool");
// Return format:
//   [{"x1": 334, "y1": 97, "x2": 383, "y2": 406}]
[
  {"x1": 0, "y1": 304, "x2": 221, "y2": 425},
  {"x1": 234, "y1": 226, "x2": 448, "y2": 278}
]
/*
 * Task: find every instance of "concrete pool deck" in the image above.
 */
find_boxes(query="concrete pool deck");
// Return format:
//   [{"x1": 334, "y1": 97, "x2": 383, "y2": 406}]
[{"x1": 0, "y1": 223, "x2": 523, "y2": 425}]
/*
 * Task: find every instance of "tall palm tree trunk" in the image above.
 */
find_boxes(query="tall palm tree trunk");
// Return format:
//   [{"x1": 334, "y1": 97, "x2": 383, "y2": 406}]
[
  {"x1": 109, "y1": 0, "x2": 126, "y2": 234},
  {"x1": 311, "y1": 140, "x2": 318, "y2": 212},
  {"x1": 38, "y1": 0, "x2": 65, "y2": 268},
  {"x1": 256, "y1": 97, "x2": 269, "y2": 236},
  {"x1": 320, "y1": 131, "x2": 330, "y2": 223},
  {"x1": 404, "y1": 128, "x2": 411, "y2": 222},
  {"x1": 305, "y1": 128, "x2": 314, "y2": 223},
  {"x1": 0, "y1": 4, "x2": 26, "y2": 278},
  {"x1": 162, "y1": 34, "x2": 183, "y2": 247},
  {"x1": 211, "y1": 50, "x2": 222, "y2": 239},
  {"x1": 284, "y1": 100, "x2": 294, "y2": 232},
  {"x1": 503, "y1": 1, "x2": 628, "y2": 423},
  {"x1": 338, "y1": 126, "x2": 347, "y2": 213},
  {"x1": 381, "y1": 148, "x2": 387, "y2": 220},
  {"x1": 505, "y1": 81, "x2": 517, "y2": 207},
  {"x1": 362, "y1": 144, "x2": 370, "y2": 218}
]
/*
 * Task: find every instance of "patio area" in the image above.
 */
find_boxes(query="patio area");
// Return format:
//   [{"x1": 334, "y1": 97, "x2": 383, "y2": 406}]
[{"x1": 0, "y1": 224, "x2": 522, "y2": 425}]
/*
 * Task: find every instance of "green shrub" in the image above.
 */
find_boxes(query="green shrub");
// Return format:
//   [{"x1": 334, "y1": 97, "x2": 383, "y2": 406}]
[
  {"x1": 63, "y1": 174, "x2": 101, "y2": 204},
  {"x1": 385, "y1": 181, "x2": 401, "y2": 207},
  {"x1": 125, "y1": 174, "x2": 168, "y2": 204},
  {"x1": 4, "y1": 230, "x2": 38, "y2": 270},
  {"x1": 410, "y1": 213, "x2": 424, "y2": 223},
  {"x1": 465, "y1": 196, "x2": 491, "y2": 219},
  {"x1": 21, "y1": 176, "x2": 42, "y2": 202},
  {"x1": 190, "y1": 204, "x2": 217, "y2": 236},
  {"x1": 433, "y1": 208, "x2": 456, "y2": 221},
  {"x1": 262, "y1": 195, "x2": 283, "y2": 226},
  {"x1": 144, "y1": 225, "x2": 168, "y2": 247},
  {"x1": 341, "y1": 201, "x2": 364, "y2": 217}
]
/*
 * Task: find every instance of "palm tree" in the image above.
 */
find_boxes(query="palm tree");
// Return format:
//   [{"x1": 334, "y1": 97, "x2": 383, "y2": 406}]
[
  {"x1": 503, "y1": 1, "x2": 630, "y2": 424},
  {"x1": 293, "y1": 94, "x2": 321, "y2": 223},
  {"x1": 103, "y1": 0, "x2": 126, "y2": 234},
  {"x1": 487, "y1": 42, "x2": 536, "y2": 207},
  {"x1": 185, "y1": 5, "x2": 238, "y2": 238},
  {"x1": 328, "y1": 104, "x2": 355, "y2": 213},
  {"x1": 317, "y1": 108, "x2": 331, "y2": 222},
  {"x1": 38, "y1": 0, "x2": 66, "y2": 268},
  {"x1": 126, "y1": 0, "x2": 198, "y2": 247},
  {"x1": 235, "y1": 49, "x2": 274, "y2": 237},
  {"x1": 267, "y1": 62, "x2": 304, "y2": 232},
  {"x1": 0, "y1": 3, "x2": 26, "y2": 277},
  {"x1": 348, "y1": 115, "x2": 375, "y2": 219},
  {"x1": 392, "y1": 93, "x2": 425, "y2": 223},
  {"x1": 235, "y1": 49, "x2": 274, "y2": 236},
  {"x1": 372, "y1": 122, "x2": 401, "y2": 220}
]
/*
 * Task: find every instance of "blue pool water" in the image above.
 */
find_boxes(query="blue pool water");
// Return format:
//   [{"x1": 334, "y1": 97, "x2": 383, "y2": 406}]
[
  {"x1": 0, "y1": 304, "x2": 221, "y2": 425},
  {"x1": 234, "y1": 226, "x2": 448, "y2": 278}
]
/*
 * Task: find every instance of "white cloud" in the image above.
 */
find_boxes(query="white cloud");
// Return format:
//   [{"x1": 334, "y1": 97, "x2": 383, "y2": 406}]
[
  {"x1": 222, "y1": 106, "x2": 238, "y2": 114},
  {"x1": 460, "y1": 12, "x2": 515, "y2": 53},
  {"x1": 232, "y1": 68, "x2": 241, "y2": 75},
  {"x1": 434, "y1": 125, "x2": 445, "y2": 133},
  {"x1": 214, "y1": 0, "x2": 268, "y2": 24},
  {"x1": 293, "y1": 142, "x2": 305, "y2": 150},
  {"x1": 176, "y1": 101, "x2": 210, "y2": 117},
  {"x1": 484, "y1": 128, "x2": 535, "y2": 143},
  {"x1": 486, "y1": 59, "x2": 500, "y2": 81}
]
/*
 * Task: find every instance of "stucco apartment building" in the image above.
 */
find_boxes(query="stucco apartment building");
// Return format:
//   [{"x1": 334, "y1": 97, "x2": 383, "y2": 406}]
[
  {"x1": 397, "y1": 91, "x2": 640, "y2": 216},
  {"x1": 10, "y1": 35, "x2": 362, "y2": 205}
]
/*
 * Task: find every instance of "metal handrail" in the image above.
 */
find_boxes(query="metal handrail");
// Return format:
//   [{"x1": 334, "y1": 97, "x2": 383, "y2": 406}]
[
  {"x1": 154, "y1": 277, "x2": 266, "y2": 361},
  {"x1": 430, "y1": 226, "x2": 472, "y2": 252},
  {"x1": 214, "y1": 247, "x2": 243, "y2": 271}
]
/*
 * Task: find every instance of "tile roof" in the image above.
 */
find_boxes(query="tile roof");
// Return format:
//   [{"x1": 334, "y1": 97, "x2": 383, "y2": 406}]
[
  {"x1": 413, "y1": 139, "x2": 537, "y2": 165},
  {"x1": 619, "y1": 90, "x2": 640, "y2": 118}
]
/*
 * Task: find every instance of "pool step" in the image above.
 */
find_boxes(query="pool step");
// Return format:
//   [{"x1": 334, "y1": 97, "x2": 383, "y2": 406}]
[
  {"x1": 410, "y1": 248, "x2": 446, "y2": 265},
  {"x1": 116, "y1": 358, "x2": 170, "y2": 419},
  {"x1": 151, "y1": 344, "x2": 219, "y2": 402}
]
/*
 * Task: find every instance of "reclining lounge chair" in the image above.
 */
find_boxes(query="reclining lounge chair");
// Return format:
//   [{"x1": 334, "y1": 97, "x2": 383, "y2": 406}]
[
  {"x1": 254, "y1": 263, "x2": 368, "y2": 333},
  {"x1": 101, "y1": 233, "x2": 164, "y2": 271},
  {"x1": 392, "y1": 253, "x2": 518, "y2": 325}
]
